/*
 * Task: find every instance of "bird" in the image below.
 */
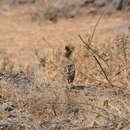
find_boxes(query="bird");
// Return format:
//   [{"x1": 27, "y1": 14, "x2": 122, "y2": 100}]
[
  {"x1": 62, "y1": 59, "x2": 75, "y2": 85},
  {"x1": 60, "y1": 45, "x2": 75, "y2": 87}
]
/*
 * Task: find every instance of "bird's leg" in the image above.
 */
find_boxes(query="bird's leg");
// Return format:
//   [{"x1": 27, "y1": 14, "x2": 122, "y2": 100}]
[{"x1": 69, "y1": 82, "x2": 74, "y2": 90}]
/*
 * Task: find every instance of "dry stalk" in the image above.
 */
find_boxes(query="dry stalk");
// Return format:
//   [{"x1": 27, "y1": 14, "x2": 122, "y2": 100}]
[
  {"x1": 79, "y1": 35, "x2": 109, "y2": 67},
  {"x1": 89, "y1": 12, "x2": 105, "y2": 42},
  {"x1": 79, "y1": 35, "x2": 113, "y2": 87},
  {"x1": 122, "y1": 38, "x2": 128, "y2": 66},
  {"x1": 128, "y1": 26, "x2": 130, "y2": 32},
  {"x1": 93, "y1": 55, "x2": 113, "y2": 87},
  {"x1": 79, "y1": 10, "x2": 114, "y2": 87},
  {"x1": 34, "y1": 49, "x2": 46, "y2": 68},
  {"x1": 111, "y1": 65, "x2": 130, "y2": 82}
]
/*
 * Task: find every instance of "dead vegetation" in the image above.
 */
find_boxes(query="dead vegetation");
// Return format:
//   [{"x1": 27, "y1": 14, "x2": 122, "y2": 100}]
[
  {"x1": 1, "y1": 25, "x2": 130, "y2": 129},
  {"x1": 1, "y1": 1, "x2": 130, "y2": 130},
  {"x1": 31, "y1": 0, "x2": 78, "y2": 23}
]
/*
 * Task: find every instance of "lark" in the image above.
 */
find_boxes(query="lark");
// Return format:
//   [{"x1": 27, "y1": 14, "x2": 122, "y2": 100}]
[{"x1": 61, "y1": 46, "x2": 75, "y2": 87}]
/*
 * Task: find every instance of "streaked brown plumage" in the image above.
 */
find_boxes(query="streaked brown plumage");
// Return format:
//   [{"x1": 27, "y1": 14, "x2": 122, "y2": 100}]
[
  {"x1": 61, "y1": 45, "x2": 75, "y2": 85},
  {"x1": 62, "y1": 59, "x2": 75, "y2": 85}
]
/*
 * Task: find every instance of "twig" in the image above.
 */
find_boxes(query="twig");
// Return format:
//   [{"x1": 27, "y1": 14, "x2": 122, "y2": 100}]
[
  {"x1": 51, "y1": 103, "x2": 57, "y2": 116},
  {"x1": 93, "y1": 55, "x2": 113, "y2": 87},
  {"x1": 79, "y1": 9, "x2": 114, "y2": 87},
  {"x1": 111, "y1": 65, "x2": 130, "y2": 82},
  {"x1": 128, "y1": 26, "x2": 130, "y2": 32},
  {"x1": 89, "y1": 12, "x2": 105, "y2": 42},
  {"x1": 79, "y1": 35, "x2": 109, "y2": 67},
  {"x1": 122, "y1": 39, "x2": 128, "y2": 66},
  {"x1": 79, "y1": 35, "x2": 113, "y2": 87},
  {"x1": 42, "y1": 36, "x2": 53, "y2": 48}
]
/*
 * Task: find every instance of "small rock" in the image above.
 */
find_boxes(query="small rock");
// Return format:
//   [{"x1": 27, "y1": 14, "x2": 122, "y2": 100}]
[
  {"x1": 11, "y1": 0, "x2": 35, "y2": 5},
  {"x1": 112, "y1": 0, "x2": 123, "y2": 10},
  {"x1": 0, "y1": 101, "x2": 17, "y2": 112},
  {"x1": 65, "y1": 9, "x2": 77, "y2": 18},
  {"x1": 71, "y1": 85, "x2": 85, "y2": 90},
  {"x1": 113, "y1": 34, "x2": 130, "y2": 41},
  {"x1": 94, "y1": 0, "x2": 107, "y2": 7},
  {"x1": 88, "y1": 7, "x2": 98, "y2": 15}
]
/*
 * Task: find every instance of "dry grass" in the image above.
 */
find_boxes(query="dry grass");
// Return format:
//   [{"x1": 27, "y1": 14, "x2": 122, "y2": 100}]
[{"x1": 0, "y1": 2, "x2": 130, "y2": 129}]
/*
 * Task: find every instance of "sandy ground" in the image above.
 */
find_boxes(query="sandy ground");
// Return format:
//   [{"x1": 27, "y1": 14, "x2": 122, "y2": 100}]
[{"x1": 0, "y1": 4, "x2": 129, "y2": 65}]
